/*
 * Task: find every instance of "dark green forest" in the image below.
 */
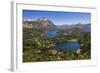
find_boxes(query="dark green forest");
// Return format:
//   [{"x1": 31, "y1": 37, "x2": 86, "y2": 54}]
[{"x1": 23, "y1": 28, "x2": 91, "y2": 62}]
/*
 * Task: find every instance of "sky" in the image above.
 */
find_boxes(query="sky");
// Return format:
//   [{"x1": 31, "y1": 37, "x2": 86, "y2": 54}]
[{"x1": 23, "y1": 10, "x2": 91, "y2": 25}]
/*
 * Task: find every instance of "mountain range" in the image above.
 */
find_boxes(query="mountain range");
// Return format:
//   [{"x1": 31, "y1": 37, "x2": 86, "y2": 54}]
[
  {"x1": 23, "y1": 17, "x2": 56, "y2": 31},
  {"x1": 23, "y1": 17, "x2": 91, "y2": 32},
  {"x1": 57, "y1": 23, "x2": 91, "y2": 32}
]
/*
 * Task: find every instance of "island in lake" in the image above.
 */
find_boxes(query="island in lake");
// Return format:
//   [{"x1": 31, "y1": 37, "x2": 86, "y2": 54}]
[{"x1": 23, "y1": 10, "x2": 91, "y2": 62}]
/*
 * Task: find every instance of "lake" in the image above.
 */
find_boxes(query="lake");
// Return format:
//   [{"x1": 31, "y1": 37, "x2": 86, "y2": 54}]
[
  {"x1": 55, "y1": 41, "x2": 80, "y2": 51},
  {"x1": 44, "y1": 31, "x2": 80, "y2": 51},
  {"x1": 44, "y1": 31, "x2": 59, "y2": 39}
]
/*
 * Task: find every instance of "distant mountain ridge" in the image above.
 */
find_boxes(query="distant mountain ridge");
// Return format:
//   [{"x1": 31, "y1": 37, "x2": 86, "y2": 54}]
[
  {"x1": 57, "y1": 23, "x2": 91, "y2": 32},
  {"x1": 23, "y1": 17, "x2": 91, "y2": 32}
]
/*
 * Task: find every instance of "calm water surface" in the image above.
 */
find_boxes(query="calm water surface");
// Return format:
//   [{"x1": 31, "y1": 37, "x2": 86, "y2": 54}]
[
  {"x1": 44, "y1": 31, "x2": 80, "y2": 51},
  {"x1": 55, "y1": 41, "x2": 80, "y2": 51}
]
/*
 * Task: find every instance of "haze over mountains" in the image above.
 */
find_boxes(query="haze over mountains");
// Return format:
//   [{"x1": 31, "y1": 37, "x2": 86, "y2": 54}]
[
  {"x1": 23, "y1": 17, "x2": 91, "y2": 32},
  {"x1": 57, "y1": 23, "x2": 91, "y2": 32}
]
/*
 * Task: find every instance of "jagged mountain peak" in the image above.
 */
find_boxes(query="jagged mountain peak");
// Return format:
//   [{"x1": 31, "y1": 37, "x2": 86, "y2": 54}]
[
  {"x1": 23, "y1": 17, "x2": 56, "y2": 31},
  {"x1": 37, "y1": 17, "x2": 48, "y2": 21}
]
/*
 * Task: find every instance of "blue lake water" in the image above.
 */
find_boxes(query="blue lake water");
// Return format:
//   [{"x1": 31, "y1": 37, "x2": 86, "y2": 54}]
[
  {"x1": 55, "y1": 41, "x2": 80, "y2": 51},
  {"x1": 44, "y1": 31, "x2": 59, "y2": 39},
  {"x1": 44, "y1": 31, "x2": 80, "y2": 51}
]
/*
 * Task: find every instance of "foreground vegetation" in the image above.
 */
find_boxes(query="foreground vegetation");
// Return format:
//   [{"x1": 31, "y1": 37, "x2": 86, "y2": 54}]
[{"x1": 23, "y1": 28, "x2": 91, "y2": 62}]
